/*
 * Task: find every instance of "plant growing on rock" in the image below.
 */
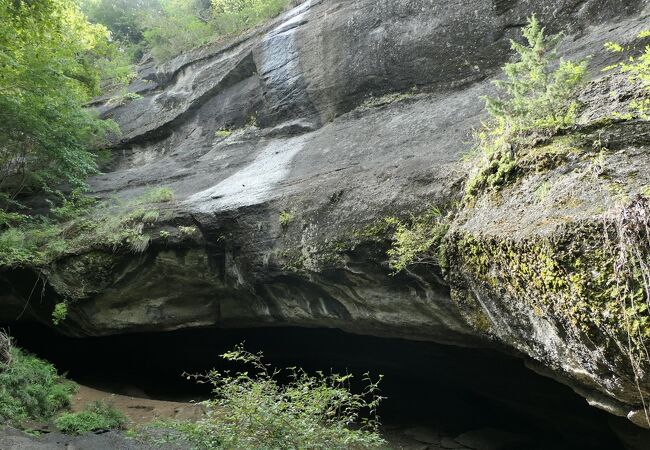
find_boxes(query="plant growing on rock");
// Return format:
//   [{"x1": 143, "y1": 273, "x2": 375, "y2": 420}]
[
  {"x1": 161, "y1": 344, "x2": 385, "y2": 449},
  {"x1": 215, "y1": 128, "x2": 233, "y2": 138},
  {"x1": 0, "y1": 187, "x2": 175, "y2": 269},
  {"x1": 387, "y1": 207, "x2": 449, "y2": 273},
  {"x1": 467, "y1": 16, "x2": 588, "y2": 200},
  {"x1": 483, "y1": 15, "x2": 587, "y2": 139},
  {"x1": 445, "y1": 192, "x2": 650, "y2": 425},
  {"x1": 52, "y1": 302, "x2": 69, "y2": 326},
  {"x1": 141, "y1": 0, "x2": 292, "y2": 62},
  {"x1": 178, "y1": 225, "x2": 198, "y2": 237},
  {"x1": 279, "y1": 210, "x2": 293, "y2": 228},
  {"x1": 609, "y1": 195, "x2": 650, "y2": 420},
  {"x1": 604, "y1": 30, "x2": 650, "y2": 118}
]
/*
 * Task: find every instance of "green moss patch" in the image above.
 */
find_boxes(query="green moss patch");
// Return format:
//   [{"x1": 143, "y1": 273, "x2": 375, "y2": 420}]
[{"x1": 447, "y1": 206, "x2": 650, "y2": 364}]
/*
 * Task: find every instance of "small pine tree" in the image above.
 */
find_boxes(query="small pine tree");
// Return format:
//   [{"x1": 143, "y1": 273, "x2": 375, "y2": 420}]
[
  {"x1": 484, "y1": 15, "x2": 588, "y2": 137},
  {"x1": 465, "y1": 16, "x2": 588, "y2": 200}
]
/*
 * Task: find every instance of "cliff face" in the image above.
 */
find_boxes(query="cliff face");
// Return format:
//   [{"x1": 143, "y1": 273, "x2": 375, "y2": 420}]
[{"x1": 3, "y1": 0, "x2": 650, "y2": 435}]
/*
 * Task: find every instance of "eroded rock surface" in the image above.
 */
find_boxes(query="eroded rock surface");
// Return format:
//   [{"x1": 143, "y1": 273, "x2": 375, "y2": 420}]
[{"x1": 3, "y1": 0, "x2": 650, "y2": 436}]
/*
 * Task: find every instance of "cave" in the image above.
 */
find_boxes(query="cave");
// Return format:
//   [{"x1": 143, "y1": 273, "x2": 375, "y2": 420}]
[{"x1": 3, "y1": 323, "x2": 635, "y2": 449}]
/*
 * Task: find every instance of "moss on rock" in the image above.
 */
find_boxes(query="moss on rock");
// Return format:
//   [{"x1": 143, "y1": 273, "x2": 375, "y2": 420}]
[{"x1": 447, "y1": 208, "x2": 650, "y2": 371}]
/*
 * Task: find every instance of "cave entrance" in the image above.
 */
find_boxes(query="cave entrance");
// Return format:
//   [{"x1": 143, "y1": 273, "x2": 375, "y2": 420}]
[{"x1": 4, "y1": 325, "x2": 629, "y2": 449}]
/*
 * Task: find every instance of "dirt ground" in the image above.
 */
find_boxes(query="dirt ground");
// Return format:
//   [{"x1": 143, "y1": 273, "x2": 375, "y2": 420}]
[{"x1": 70, "y1": 384, "x2": 205, "y2": 426}]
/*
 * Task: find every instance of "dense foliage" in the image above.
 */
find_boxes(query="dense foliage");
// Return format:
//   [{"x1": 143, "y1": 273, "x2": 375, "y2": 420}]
[
  {"x1": 81, "y1": 0, "x2": 292, "y2": 63},
  {"x1": 139, "y1": 0, "x2": 214, "y2": 61},
  {"x1": 82, "y1": 0, "x2": 159, "y2": 45},
  {"x1": 161, "y1": 345, "x2": 385, "y2": 449},
  {"x1": 386, "y1": 208, "x2": 449, "y2": 273},
  {"x1": 0, "y1": 0, "x2": 117, "y2": 209},
  {"x1": 0, "y1": 342, "x2": 75, "y2": 424},
  {"x1": 140, "y1": 0, "x2": 291, "y2": 61}
]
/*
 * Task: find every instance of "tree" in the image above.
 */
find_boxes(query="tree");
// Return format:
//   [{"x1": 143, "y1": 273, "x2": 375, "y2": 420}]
[
  {"x1": 465, "y1": 16, "x2": 588, "y2": 199},
  {"x1": 483, "y1": 16, "x2": 588, "y2": 137},
  {"x1": 0, "y1": 0, "x2": 116, "y2": 209}
]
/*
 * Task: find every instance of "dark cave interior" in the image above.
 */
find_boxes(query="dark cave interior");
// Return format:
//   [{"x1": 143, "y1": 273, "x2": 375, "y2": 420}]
[{"x1": 3, "y1": 324, "x2": 636, "y2": 449}]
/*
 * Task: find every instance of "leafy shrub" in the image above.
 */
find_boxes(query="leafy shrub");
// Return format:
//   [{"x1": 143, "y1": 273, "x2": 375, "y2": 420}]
[
  {"x1": 0, "y1": 346, "x2": 76, "y2": 424},
  {"x1": 136, "y1": 187, "x2": 176, "y2": 204},
  {"x1": 141, "y1": 0, "x2": 291, "y2": 62},
  {"x1": 106, "y1": 91, "x2": 144, "y2": 107},
  {"x1": 50, "y1": 188, "x2": 97, "y2": 222},
  {"x1": 52, "y1": 302, "x2": 69, "y2": 326},
  {"x1": 210, "y1": 0, "x2": 290, "y2": 36},
  {"x1": 81, "y1": 0, "x2": 158, "y2": 45},
  {"x1": 387, "y1": 208, "x2": 449, "y2": 272},
  {"x1": 0, "y1": 188, "x2": 175, "y2": 269},
  {"x1": 55, "y1": 401, "x2": 127, "y2": 435},
  {"x1": 141, "y1": 0, "x2": 214, "y2": 62},
  {"x1": 178, "y1": 225, "x2": 198, "y2": 236},
  {"x1": 215, "y1": 129, "x2": 233, "y2": 138},
  {"x1": 163, "y1": 345, "x2": 385, "y2": 449},
  {"x1": 0, "y1": 208, "x2": 27, "y2": 228},
  {"x1": 0, "y1": 219, "x2": 65, "y2": 267}
]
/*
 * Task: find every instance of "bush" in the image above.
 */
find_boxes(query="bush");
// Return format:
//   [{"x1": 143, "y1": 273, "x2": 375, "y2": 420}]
[
  {"x1": 52, "y1": 302, "x2": 69, "y2": 326},
  {"x1": 210, "y1": 0, "x2": 290, "y2": 36},
  {"x1": 141, "y1": 0, "x2": 214, "y2": 62},
  {"x1": 163, "y1": 344, "x2": 385, "y2": 449},
  {"x1": 0, "y1": 346, "x2": 76, "y2": 424},
  {"x1": 55, "y1": 401, "x2": 127, "y2": 435},
  {"x1": 50, "y1": 188, "x2": 97, "y2": 222},
  {"x1": 279, "y1": 210, "x2": 293, "y2": 227},
  {"x1": 138, "y1": 187, "x2": 175, "y2": 204}
]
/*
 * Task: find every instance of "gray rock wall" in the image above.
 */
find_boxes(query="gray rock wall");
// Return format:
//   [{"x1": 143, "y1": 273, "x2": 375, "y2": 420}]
[{"x1": 3, "y1": 0, "x2": 650, "y2": 436}]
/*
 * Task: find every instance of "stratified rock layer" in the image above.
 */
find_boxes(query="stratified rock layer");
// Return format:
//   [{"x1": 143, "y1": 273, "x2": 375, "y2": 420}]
[{"x1": 2, "y1": 0, "x2": 650, "y2": 435}]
